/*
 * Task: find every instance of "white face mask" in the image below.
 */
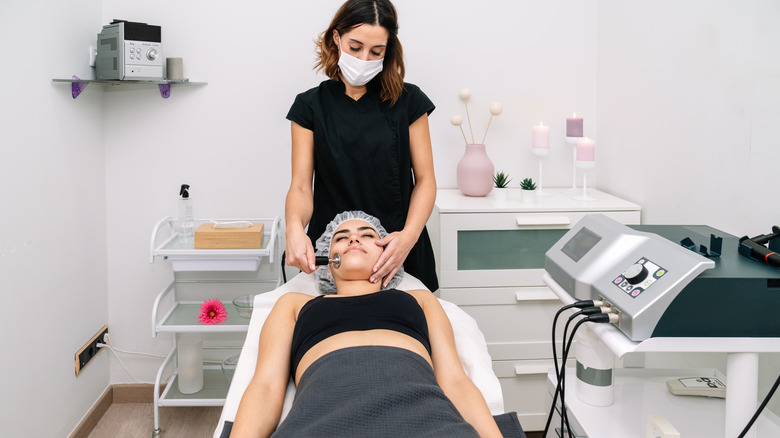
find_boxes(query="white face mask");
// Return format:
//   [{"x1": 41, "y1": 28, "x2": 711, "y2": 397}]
[{"x1": 337, "y1": 35, "x2": 384, "y2": 87}]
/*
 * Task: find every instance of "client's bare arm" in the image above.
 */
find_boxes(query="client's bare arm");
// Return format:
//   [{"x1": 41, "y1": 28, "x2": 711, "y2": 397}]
[
  {"x1": 230, "y1": 293, "x2": 300, "y2": 438},
  {"x1": 411, "y1": 290, "x2": 503, "y2": 438}
]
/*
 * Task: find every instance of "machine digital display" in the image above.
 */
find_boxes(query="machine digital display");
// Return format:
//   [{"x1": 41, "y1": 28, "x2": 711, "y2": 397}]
[{"x1": 561, "y1": 227, "x2": 602, "y2": 262}]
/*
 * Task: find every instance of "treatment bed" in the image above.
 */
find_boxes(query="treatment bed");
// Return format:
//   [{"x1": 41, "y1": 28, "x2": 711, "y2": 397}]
[{"x1": 214, "y1": 272, "x2": 525, "y2": 437}]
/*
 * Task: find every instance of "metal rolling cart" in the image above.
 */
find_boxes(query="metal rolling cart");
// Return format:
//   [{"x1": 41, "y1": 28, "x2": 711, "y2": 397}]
[{"x1": 149, "y1": 216, "x2": 282, "y2": 437}]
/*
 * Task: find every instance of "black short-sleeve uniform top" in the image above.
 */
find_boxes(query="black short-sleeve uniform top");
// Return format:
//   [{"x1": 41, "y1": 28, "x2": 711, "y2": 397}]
[{"x1": 286, "y1": 79, "x2": 438, "y2": 291}]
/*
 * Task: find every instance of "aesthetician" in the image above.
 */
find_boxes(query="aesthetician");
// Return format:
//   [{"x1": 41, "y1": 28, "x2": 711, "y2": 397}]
[{"x1": 284, "y1": 0, "x2": 439, "y2": 291}]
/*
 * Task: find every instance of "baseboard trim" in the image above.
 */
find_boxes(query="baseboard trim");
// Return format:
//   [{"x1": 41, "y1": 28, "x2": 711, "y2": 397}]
[
  {"x1": 69, "y1": 384, "x2": 159, "y2": 438},
  {"x1": 69, "y1": 386, "x2": 113, "y2": 438},
  {"x1": 113, "y1": 383, "x2": 157, "y2": 403}
]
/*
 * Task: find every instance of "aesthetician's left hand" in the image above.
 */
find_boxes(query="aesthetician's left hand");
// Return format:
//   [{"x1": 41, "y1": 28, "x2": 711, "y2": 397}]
[{"x1": 372, "y1": 230, "x2": 415, "y2": 287}]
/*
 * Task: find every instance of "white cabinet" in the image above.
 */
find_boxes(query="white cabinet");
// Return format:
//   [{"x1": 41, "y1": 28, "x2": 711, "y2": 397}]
[
  {"x1": 429, "y1": 188, "x2": 640, "y2": 431},
  {"x1": 149, "y1": 216, "x2": 282, "y2": 437}
]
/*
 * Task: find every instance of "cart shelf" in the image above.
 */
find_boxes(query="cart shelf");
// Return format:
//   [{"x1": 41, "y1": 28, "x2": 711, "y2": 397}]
[
  {"x1": 150, "y1": 216, "x2": 281, "y2": 272},
  {"x1": 154, "y1": 301, "x2": 251, "y2": 334}
]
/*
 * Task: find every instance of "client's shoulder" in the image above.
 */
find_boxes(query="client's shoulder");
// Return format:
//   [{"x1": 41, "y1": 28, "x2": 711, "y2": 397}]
[
  {"x1": 274, "y1": 292, "x2": 318, "y2": 313},
  {"x1": 399, "y1": 288, "x2": 439, "y2": 307}
]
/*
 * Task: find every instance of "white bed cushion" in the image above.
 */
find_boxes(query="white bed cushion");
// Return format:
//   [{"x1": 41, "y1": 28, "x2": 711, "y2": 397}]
[{"x1": 214, "y1": 273, "x2": 504, "y2": 438}]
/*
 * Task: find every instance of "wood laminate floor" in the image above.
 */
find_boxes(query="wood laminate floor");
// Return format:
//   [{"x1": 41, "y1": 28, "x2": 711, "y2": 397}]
[{"x1": 87, "y1": 404, "x2": 221, "y2": 438}]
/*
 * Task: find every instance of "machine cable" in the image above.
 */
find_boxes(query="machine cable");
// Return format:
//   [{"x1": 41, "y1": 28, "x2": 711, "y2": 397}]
[
  {"x1": 737, "y1": 371, "x2": 780, "y2": 437},
  {"x1": 544, "y1": 302, "x2": 616, "y2": 438}
]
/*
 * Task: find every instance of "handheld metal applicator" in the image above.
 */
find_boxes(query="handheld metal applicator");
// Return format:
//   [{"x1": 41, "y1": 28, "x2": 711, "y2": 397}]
[{"x1": 314, "y1": 253, "x2": 341, "y2": 269}]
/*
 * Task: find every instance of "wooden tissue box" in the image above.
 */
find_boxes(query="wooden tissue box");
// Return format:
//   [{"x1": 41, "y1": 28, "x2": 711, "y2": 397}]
[{"x1": 194, "y1": 223, "x2": 264, "y2": 249}]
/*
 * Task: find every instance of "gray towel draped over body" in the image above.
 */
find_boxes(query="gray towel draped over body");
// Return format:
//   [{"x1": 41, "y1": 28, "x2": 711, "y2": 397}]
[
  {"x1": 274, "y1": 346, "x2": 479, "y2": 437},
  {"x1": 220, "y1": 345, "x2": 525, "y2": 437}
]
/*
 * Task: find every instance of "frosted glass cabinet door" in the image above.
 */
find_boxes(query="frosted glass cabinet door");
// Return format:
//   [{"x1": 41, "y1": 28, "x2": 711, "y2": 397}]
[
  {"x1": 439, "y1": 211, "x2": 640, "y2": 288},
  {"x1": 457, "y1": 229, "x2": 568, "y2": 270}
]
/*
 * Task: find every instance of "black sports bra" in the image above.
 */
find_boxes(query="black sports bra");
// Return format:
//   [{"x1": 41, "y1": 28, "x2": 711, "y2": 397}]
[{"x1": 290, "y1": 289, "x2": 432, "y2": 378}]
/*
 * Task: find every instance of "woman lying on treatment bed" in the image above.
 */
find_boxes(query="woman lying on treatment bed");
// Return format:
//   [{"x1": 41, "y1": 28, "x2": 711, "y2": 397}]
[{"x1": 230, "y1": 211, "x2": 502, "y2": 437}]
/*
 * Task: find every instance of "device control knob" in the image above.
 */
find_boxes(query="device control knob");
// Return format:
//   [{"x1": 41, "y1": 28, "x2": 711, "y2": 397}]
[
  {"x1": 146, "y1": 49, "x2": 159, "y2": 61},
  {"x1": 623, "y1": 263, "x2": 649, "y2": 285}
]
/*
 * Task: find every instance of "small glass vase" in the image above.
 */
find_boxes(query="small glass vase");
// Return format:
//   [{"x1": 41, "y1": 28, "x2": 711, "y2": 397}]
[{"x1": 457, "y1": 144, "x2": 495, "y2": 197}]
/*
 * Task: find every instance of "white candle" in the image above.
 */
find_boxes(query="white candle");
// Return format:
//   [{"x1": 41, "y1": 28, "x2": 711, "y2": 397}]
[
  {"x1": 576, "y1": 137, "x2": 595, "y2": 161},
  {"x1": 532, "y1": 122, "x2": 550, "y2": 149}
]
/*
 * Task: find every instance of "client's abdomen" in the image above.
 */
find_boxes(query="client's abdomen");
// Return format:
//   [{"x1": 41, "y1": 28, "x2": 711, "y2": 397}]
[{"x1": 294, "y1": 329, "x2": 432, "y2": 384}]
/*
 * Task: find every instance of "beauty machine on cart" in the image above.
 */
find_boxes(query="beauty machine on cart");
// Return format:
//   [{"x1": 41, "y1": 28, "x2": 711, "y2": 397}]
[{"x1": 543, "y1": 214, "x2": 780, "y2": 438}]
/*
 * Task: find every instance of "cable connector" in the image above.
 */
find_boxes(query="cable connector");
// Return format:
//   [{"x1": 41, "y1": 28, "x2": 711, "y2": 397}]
[
  {"x1": 586, "y1": 313, "x2": 620, "y2": 324},
  {"x1": 582, "y1": 306, "x2": 613, "y2": 315},
  {"x1": 573, "y1": 299, "x2": 605, "y2": 309}
]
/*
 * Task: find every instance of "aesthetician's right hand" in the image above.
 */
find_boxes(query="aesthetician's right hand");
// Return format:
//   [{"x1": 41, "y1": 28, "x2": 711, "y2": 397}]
[{"x1": 285, "y1": 227, "x2": 316, "y2": 274}]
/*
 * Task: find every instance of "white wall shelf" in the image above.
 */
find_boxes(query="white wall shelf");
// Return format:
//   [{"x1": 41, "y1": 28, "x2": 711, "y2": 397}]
[{"x1": 52, "y1": 76, "x2": 207, "y2": 99}]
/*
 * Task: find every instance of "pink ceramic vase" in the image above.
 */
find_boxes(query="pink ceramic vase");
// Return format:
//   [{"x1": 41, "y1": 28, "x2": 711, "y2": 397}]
[{"x1": 457, "y1": 144, "x2": 495, "y2": 197}]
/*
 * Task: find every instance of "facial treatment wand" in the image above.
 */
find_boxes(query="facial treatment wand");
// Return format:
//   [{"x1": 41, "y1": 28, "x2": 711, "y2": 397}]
[{"x1": 314, "y1": 253, "x2": 341, "y2": 269}]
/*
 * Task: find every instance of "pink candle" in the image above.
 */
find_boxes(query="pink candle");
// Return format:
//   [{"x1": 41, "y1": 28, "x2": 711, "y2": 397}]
[
  {"x1": 576, "y1": 137, "x2": 595, "y2": 161},
  {"x1": 532, "y1": 122, "x2": 550, "y2": 149},
  {"x1": 566, "y1": 112, "x2": 583, "y2": 137}
]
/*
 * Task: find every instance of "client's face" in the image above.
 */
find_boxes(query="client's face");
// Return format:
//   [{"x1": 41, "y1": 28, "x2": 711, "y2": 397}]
[{"x1": 330, "y1": 219, "x2": 383, "y2": 281}]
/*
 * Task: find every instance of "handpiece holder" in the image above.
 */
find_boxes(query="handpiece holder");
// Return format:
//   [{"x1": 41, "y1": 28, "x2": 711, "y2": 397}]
[{"x1": 739, "y1": 225, "x2": 780, "y2": 268}]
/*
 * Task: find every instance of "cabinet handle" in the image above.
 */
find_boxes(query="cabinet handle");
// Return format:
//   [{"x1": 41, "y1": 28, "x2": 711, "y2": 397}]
[
  {"x1": 515, "y1": 215, "x2": 571, "y2": 226},
  {"x1": 515, "y1": 290, "x2": 559, "y2": 301},
  {"x1": 514, "y1": 363, "x2": 552, "y2": 375}
]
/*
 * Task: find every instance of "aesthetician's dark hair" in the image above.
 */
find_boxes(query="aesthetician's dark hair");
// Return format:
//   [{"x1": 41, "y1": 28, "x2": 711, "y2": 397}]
[{"x1": 315, "y1": 0, "x2": 405, "y2": 105}]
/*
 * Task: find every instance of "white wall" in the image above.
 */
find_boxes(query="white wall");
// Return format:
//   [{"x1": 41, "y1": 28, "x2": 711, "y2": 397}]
[
  {"x1": 2, "y1": 1, "x2": 779, "y2": 436},
  {"x1": 0, "y1": 1, "x2": 108, "y2": 437}
]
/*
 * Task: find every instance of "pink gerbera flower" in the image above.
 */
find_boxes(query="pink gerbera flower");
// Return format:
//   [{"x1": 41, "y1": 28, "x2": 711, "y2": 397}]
[{"x1": 198, "y1": 299, "x2": 227, "y2": 324}]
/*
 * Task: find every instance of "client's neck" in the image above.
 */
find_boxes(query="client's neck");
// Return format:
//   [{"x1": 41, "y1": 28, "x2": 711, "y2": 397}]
[{"x1": 335, "y1": 279, "x2": 382, "y2": 296}]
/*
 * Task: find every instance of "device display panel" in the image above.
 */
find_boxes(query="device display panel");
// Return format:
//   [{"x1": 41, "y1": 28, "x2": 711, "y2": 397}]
[{"x1": 561, "y1": 227, "x2": 602, "y2": 262}]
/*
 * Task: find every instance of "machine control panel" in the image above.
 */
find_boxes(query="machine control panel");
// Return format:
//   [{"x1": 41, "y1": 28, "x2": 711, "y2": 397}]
[
  {"x1": 545, "y1": 215, "x2": 715, "y2": 341},
  {"x1": 613, "y1": 258, "x2": 667, "y2": 298}
]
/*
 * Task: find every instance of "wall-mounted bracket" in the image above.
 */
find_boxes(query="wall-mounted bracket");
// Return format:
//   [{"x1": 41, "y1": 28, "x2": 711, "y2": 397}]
[
  {"x1": 158, "y1": 83, "x2": 171, "y2": 99},
  {"x1": 71, "y1": 75, "x2": 89, "y2": 99}
]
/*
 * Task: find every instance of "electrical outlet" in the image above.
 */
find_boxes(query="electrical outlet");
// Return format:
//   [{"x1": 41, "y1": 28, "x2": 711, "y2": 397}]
[
  {"x1": 89, "y1": 45, "x2": 97, "y2": 67},
  {"x1": 75, "y1": 325, "x2": 108, "y2": 376}
]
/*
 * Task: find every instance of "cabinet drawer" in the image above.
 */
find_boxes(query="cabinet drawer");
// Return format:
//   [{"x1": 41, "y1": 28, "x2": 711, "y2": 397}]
[
  {"x1": 438, "y1": 211, "x2": 640, "y2": 288},
  {"x1": 493, "y1": 359, "x2": 562, "y2": 432},
  {"x1": 441, "y1": 287, "x2": 567, "y2": 361}
]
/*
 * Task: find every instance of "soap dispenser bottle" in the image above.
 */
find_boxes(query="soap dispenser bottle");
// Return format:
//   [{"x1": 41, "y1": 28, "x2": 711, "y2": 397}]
[{"x1": 179, "y1": 184, "x2": 194, "y2": 242}]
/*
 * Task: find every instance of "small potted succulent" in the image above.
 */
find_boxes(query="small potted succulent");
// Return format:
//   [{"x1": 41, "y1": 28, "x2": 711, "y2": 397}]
[
  {"x1": 519, "y1": 177, "x2": 538, "y2": 204},
  {"x1": 492, "y1": 170, "x2": 512, "y2": 202}
]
